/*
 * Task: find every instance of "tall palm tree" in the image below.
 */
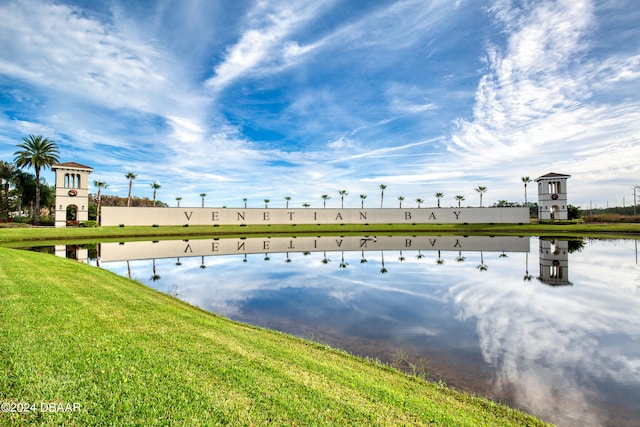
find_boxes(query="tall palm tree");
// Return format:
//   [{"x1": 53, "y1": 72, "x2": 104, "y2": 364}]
[
  {"x1": 435, "y1": 192, "x2": 444, "y2": 208},
  {"x1": 321, "y1": 194, "x2": 330, "y2": 208},
  {"x1": 0, "y1": 161, "x2": 16, "y2": 218},
  {"x1": 475, "y1": 186, "x2": 487, "y2": 207},
  {"x1": 93, "y1": 180, "x2": 108, "y2": 224},
  {"x1": 200, "y1": 193, "x2": 207, "y2": 208},
  {"x1": 14, "y1": 134, "x2": 60, "y2": 223},
  {"x1": 521, "y1": 176, "x2": 532, "y2": 205},
  {"x1": 415, "y1": 198, "x2": 424, "y2": 208},
  {"x1": 455, "y1": 195, "x2": 465, "y2": 208},
  {"x1": 125, "y1": 172, "x2": 137, "y2": 207},
  {"x1": 338, "y1": 190, "x2": 348, "y2": 208},
  {"x1": 264, "y1": 199, "x2": 270, "y2": 208},
  {"x1": 397, "y1": 195, "x2": 405, "y2": 208},
  {"x1": 284, "y1": 196, "x2": 291, "y2": 208},
  {"x1": 379, "y1": 184, "x2": 387, "y2": 208},
  {"x1": 302, "y1": 203, "x2": 310, "y2": 208},
  {"x1": 176, "y1": 196, "x2": 182, "y2": 207},
  {"x1": 150, "y1": 182, "x2": 161, "y2": 207},
  {"x1": 243, "y1": 198, "x2": 247, "y2": 208},
  {"x1": 360, "y1": 194, "x2": 367, "y2": 208}
]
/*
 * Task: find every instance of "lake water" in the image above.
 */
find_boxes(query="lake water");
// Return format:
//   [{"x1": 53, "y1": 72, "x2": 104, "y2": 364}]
[{"x1": 47, "y1": 235, "x2": 640, "y2": 426}]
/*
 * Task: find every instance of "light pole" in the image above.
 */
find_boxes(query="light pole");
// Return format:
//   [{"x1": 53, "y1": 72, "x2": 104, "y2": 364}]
[{"x1": 634, "y1": 185, "x2": 640, "y2": 216}]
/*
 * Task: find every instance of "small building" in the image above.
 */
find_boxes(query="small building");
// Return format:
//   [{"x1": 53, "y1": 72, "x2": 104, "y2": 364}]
[
  {"x1": 536, "y1": 173, "x2": 570, "y2": 220},
  {"x1": 51, "y1": 162, "x2": 93, "y2": 227}
]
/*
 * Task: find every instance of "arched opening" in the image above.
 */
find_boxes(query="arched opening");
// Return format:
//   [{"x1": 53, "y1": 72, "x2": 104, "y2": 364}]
[
  {"x1": 66, "y1": 204, "x2": 79, "y2": 226},
  {"x1": 550, "y1": 205, "x2": 559, "y2": 220}
]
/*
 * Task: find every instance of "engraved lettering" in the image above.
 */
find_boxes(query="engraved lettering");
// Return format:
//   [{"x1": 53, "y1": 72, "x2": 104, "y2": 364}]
[
  {"x1": 405, "y1": 239, "x2": 412, "y2": 248},
  {"x1": 429, "y1": 239, "x2": 437, "y2": 247},
  {"x1": 263, "y1": 212, "x2": 270, "y2": 221},
  {"x1": 237, "y1": 212, "x2": 245, "y2": 221},
  {"x1": 184, "y1": 211, "x2": 193, "y2": 220},
  {"x1": 335, "y1": 213, "x2": 343, "y2": 221},
  {"x1": 335, "y1": 239, "x2": 343, "y2": 247},
  {"x1": 263, "y1": 241, "x2": 270, "y2": 250},
  {"x1": 453, "y1": 211, "x2": 461, "y2": 219},
  {"x1": 212, "y1": 211, "x2": 219, "y2": 221},
  {"x1": 288, "y1": 240, "x2": 295, "y2": 249},
  {"x1": 360, "y1": 212, "x2": 367, "y2": 220},
  {"x1": 184, "y1": 244, "x2": 193, "y2": 253},
  {"x1": 454, "y1": 239, "x2": 461, "y2": 248},
  {"x1": 237, "y1": 242, "x2": 245, "y2": 251},
  {"x1": 405, "y1": 212, "x2": 412, "y2": 220},
  {"x1": 212, "y1": 242, "x2": 219, "y2": 252},
  {"x1": 429, "y1": 212, "x2": 436, "y2": 220}
]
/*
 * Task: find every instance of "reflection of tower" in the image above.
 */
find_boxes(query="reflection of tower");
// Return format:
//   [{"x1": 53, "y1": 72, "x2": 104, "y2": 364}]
[
  {"x1": 535, "y1": 173, "x2": 570, "y2": 220},
  {"x1": 54, "y1": 244, "x2": 89, "y2": 263},
  {"x1": 537, "y1": 239, "x2": 572, "y2": 286},
  {"x1": 52, "y1": 162, "x2": 93, "y2": 228}
]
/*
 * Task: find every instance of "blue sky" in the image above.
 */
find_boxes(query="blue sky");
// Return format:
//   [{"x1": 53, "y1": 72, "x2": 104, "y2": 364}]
[{"x1": 1, "y1": 0, "x2": 639, "y2": 209}]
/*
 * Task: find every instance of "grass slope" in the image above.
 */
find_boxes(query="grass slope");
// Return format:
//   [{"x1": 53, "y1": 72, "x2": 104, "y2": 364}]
[{"x1": 0, "y1": 248, "x2": 549, "y2": 426}]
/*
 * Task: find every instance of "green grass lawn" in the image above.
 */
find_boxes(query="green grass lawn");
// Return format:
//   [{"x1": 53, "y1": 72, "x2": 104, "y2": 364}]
[{"x1": 0, "y1": 247, "x2": 550, "y2": 426}]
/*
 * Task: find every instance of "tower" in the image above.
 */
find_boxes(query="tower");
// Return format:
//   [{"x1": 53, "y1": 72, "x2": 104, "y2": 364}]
[
  {"x1": 535, "y1": 173, "x2": 570, "y2": 220},
  {"x1": 51, "y1": 162, "x2": 93, "y2": 227}
]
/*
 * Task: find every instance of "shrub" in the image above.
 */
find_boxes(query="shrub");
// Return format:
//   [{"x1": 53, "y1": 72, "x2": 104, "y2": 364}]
[{"x1": 81, "y1": 220, "x2": 98, "y2": 227}]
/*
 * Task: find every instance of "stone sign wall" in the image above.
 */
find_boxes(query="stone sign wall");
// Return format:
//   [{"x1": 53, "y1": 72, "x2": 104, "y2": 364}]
[{"x1": 101, "y1": 206, "x2": 529, "y2": 226}]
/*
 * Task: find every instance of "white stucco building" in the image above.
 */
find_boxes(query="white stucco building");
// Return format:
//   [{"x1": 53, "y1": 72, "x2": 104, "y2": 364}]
[
  {"x1": 536, "y1": 172, "x2": 570, "y2": 220},
  {"x1": 52, "y1": 162, "x2": 93, "y2": 227}
]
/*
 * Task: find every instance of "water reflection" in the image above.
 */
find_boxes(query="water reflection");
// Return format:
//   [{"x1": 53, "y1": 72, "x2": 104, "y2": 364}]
[{"x1": 53, "y1": 236, "x2": 640, "y2": 427}]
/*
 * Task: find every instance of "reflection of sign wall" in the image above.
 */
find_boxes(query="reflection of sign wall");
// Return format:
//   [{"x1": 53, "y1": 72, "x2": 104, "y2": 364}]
[
  {"x1": 537, "y1": 239, "x2": 572, "y2": 286},
  {"x1": 100, "y1": 235, "x2": 530, "y2": 262},
  {"x1": 536, "y1": 173, "x2": 570, "y2": 221},
  {"x1": 101, "y1": 207, "x2": 529, "y2": 227}
]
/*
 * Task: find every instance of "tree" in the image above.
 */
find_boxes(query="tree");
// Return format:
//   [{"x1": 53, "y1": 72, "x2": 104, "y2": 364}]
[
  {"x1": 415, "y1": 198, "x2": 423, "y2": 208},
  {"x1": 338, "y1": 190, "x2": 348, "y2": 208},
  {"x1": 321, "y1": 194, "x2": 330, "y2": 208},
  {"x1": 455, "y1": 195, "x2": 465, "y2": 208},
  {"x1": 125, "y1": 172, "x2": 137, "y2": 207},
  {"x1": 379, "y1": 184, "x2": 387, "y2": 208},
  {"x1": 0, "y1": 161, "x2": 16, "y2": 218},
  {"x1": 284, "y1": 196, "x2": 291, "y2": 208},
  {"x1": 435, "y1": 192, "x2": 444, "y2": 208},
  {"x1": 93, "y1": 180, "x2": 108, "y2": 224},
  {"x1": 264, "y1": 199, "x2": 270, "y2": 208},
  {"x1": 200, "y1": 193, "x2": 207, "y2": 208},
  {"x1": 397, "y1": 195, "x2": 405, "y2": 208},
  {"x1": 360, "y1": 194, "x2": 367, "y2": 208},
  {"x1": 521, "y1": 176, "x2": 532, "y2": 205},
  {"x1": 302, "y1": 203, "x2": 310, "y2": 208},
  {"x1": 14, "y1": 134, "x2": 60, "y2": 223},
  {"x1": 150, "y1": 182, "x2": 161, "y2": 207},
  {"x1": 243, "y1": 198, "x2": 247, "y2": 208},
  {"x1": 475, "y1": 186, "x2": 487, "y2": 207},
  {"x1": 176, "y1": 196, "x2": 182, "y2": 207}
]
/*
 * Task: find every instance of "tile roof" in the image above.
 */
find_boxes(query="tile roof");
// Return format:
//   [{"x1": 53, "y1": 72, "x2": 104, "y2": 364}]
[
  {"x1": 535, "y1": 172, "x2": 571, "y2": 181},
  {"x1": 52, "y1": 162, "x2": 94, "y2": 171}
]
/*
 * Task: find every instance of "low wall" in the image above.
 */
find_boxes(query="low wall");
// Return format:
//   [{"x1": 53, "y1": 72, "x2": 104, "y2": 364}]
[{"x1": 101, "y1": 207, "x2": 529, "y2": 226}]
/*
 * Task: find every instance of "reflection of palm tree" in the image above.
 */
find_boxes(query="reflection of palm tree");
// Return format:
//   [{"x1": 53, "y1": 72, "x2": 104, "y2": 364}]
[
  {"x1": 360, "y1": 250, "x2": 368, "y2": 263},
  {"x1": 380, "y1": 251, "x2": 387, "y2": 274},
  {"x1": 126, "y1": 260, "x2": 131, "y2": 279},
  {"x1": 243, "y1": 254, "x2": 248, "y2": 263},
  {"x1": 523, "y1": 252, "x2": 533, "y2": 281},
  {"x1": 175, "y1": 257, "x2": 182, "y2": 266},
  {"x1": 339, "y1": 251, "x2": 348, "y2": 268},
  {"x1": 200, "y1": 256, "x2": 206, "y2": 269},
  {"x1": 476, "y1": 251, "x2": 488, "y2": 271},
  {"x1": 151, "y1": 259, "x2": 161, "y2": 281},
  {"x1": 456, "y1": 251, "x2": 466, "y2": 262},
  {"x1": 499, "y1": 251, "x2": 508, "y2": 258},
  {"x1": 398, "y1": 250, "x2": 406, "y2": 262},
  {"x1": 321, "y1": 251, "x2": 330, "y2": 264},
  {"x1": 285, "y1": 252, "x2": 291, "y2": 263},
  {"x1": 264, "y1": 254, "x2": 270, "y2": 261},
  {"x1": 416, "y1": 250, "x2": 424, "y2": 259},
  {"x1": 436, "y1": 250, "x2": 444, "y2": 265}
]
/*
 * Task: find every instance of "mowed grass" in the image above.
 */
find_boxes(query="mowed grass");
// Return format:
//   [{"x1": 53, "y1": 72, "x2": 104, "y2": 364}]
[{"x1": 0, "y1": 248, "x2": 550, "y2": 426}]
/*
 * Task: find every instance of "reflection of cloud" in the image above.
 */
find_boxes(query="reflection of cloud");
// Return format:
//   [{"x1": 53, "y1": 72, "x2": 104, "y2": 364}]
[{"x1": 450, "y1": 240, "x2": 640, "y2": 426}]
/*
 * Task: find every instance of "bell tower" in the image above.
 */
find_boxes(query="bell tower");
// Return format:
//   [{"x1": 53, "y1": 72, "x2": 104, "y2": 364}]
[
  {"x1": 51, "y1": 162, "x2": 93, "y2": 227},
  {"x1": 535, "y1": 173, "x2": 570, "y2": 220}
]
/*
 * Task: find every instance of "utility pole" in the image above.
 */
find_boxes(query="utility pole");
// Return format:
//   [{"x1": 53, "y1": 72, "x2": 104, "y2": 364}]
[{"x1": 634, "y1": 185, "x2": 640, "y2": 216}]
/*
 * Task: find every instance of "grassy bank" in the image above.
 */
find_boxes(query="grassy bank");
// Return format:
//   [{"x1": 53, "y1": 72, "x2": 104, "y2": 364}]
[
  {"x1": 0, "y1": 248, "x2": 549, "y2": 426},
  {"x1": 1, "y1": 221, "x2": 639, "y2": 246}
]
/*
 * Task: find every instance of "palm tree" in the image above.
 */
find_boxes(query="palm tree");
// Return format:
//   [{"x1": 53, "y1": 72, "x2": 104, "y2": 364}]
[
  {"x1": 243, "y1": 198, "x2": 247, "y2": 208},
  {"x1": 264, "y1": 199, "x2": 270, "y2": 208},
  {"x1": 397, "y1": 195, "x2": 405, "y2": 208},
  {"x1": 0, "y1": 161, "x2": 16, "y2": 218},
  {"x1": 176, "y1": 196, "x2": 182, "y2": 207},
  {"x1": 338, "y1": 190, "x2": 348, "y2": 208},
  {"x1": 360, "y1": 194, "x2": 367, "y2": 208},
  {"x1": 321, "y1": 194, "x2": 330, "y2": 208},
  {"x1": 521, "y1": 176, "x2": 532, "y2": 205},
  {"x1": 475, "y1": 186, "x2": 487, "y2": 207},
  {"x1": 93, "y1": 180, "x2": 108, "y2": 224},
  {"x1": 150, "y1": 182, "x2": 161, "y2": 206},
  {"x1": 415, "y1": 198, "x2": 424, "y2": 208},
  {"x1": 455, "y1": 195, "x2": 465, "y2": 208},
  {"x1": 200, "y1": 193, "x2": 207, "y2": 208},
  {"x1": 13, "y1": 134, "x2": 60, "y2": 223},
  {"x1": 379, "y1": 184, "x2": 387, "y2": 208},
  {"x1": 125, "y1": 172, "x2": 137, "y2": 207},
  {"x1": 284, "y1": 196, "x2": 291, "y2": 208},
  {"x1": 302, "y1": 203, "x2": 310, "y2": 208},
  {"x1": 435, "y1": 192, "x2": 444, "y2": 208}
]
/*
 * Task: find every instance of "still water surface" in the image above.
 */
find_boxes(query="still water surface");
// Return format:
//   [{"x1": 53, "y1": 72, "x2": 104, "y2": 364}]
[{"x1": 52, "y1": 236, "x2": 640, "y2": 426}]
